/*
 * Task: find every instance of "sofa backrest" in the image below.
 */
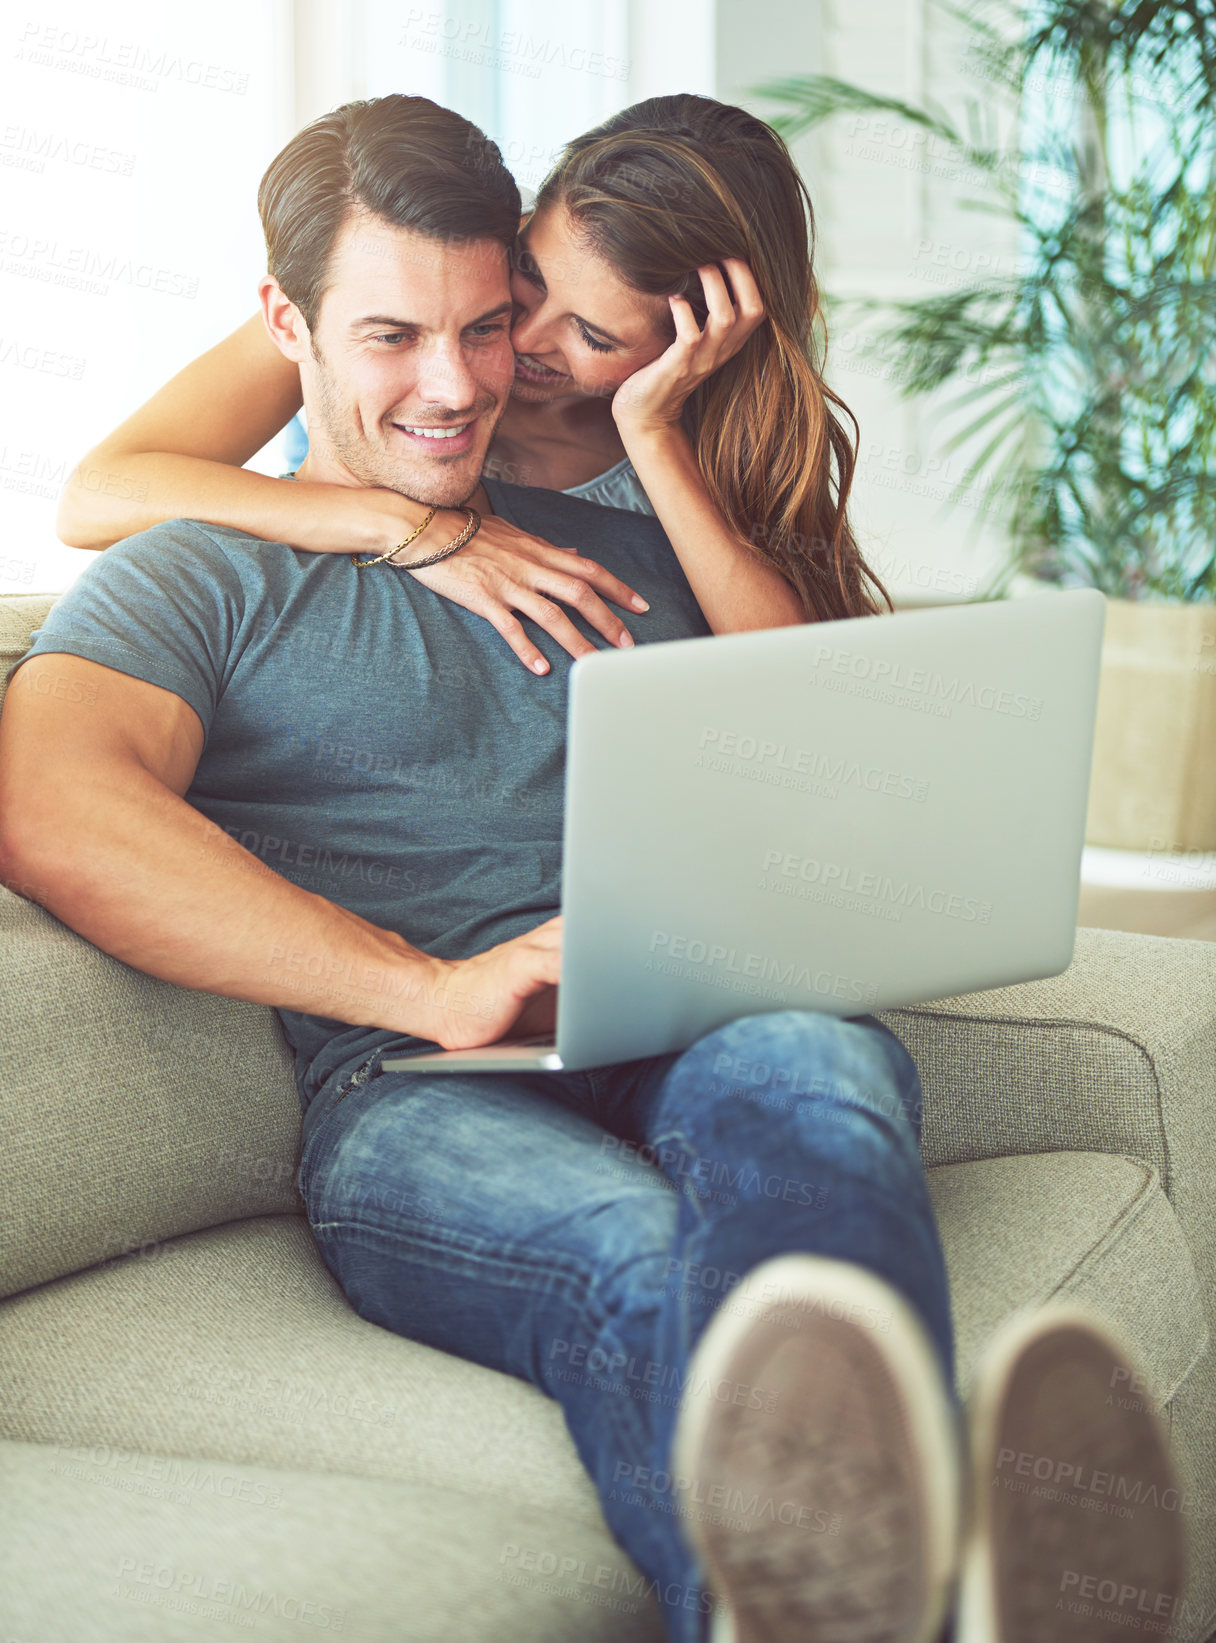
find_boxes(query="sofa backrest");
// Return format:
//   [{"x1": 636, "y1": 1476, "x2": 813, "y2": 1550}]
[{"x1": 0, "y1": 594, "x2": 305, "y2": 1300}]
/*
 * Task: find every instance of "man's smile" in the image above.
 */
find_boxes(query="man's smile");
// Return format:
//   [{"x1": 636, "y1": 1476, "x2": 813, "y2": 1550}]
[{"x1": 389, "y1": 418, "x2": 477, "y2": 453}]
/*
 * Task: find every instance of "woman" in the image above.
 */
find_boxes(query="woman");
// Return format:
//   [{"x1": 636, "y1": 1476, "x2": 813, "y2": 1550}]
[{"x1": 59, "y1": 94, "x2": 891, "y2": 668}]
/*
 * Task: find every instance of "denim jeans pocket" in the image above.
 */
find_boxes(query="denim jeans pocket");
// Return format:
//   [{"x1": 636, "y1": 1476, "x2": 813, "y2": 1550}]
[{"x1": 298, "y1": 1055, "x2": 380, "y2": 1202}]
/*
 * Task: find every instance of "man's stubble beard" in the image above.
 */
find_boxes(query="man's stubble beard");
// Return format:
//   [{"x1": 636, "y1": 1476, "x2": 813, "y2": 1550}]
[{"x1": 307, "y1": 342, "x2": 504, "y2": 508}]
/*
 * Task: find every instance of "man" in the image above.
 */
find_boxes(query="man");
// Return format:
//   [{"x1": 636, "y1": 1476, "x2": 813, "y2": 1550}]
[{"x1": 0, "y1": 94, "x2": 1183, "y2": 1643}]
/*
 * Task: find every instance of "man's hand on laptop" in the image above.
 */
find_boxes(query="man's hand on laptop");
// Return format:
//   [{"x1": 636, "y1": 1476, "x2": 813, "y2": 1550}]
[{"x1": 420, "y1": 915, "x2": 562, "y2": 1049}]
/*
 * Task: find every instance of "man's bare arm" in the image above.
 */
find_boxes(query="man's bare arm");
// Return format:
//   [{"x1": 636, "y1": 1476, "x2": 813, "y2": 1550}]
[{"x1": 0, "y1": 655, "x2": 558, "y2": 1045}]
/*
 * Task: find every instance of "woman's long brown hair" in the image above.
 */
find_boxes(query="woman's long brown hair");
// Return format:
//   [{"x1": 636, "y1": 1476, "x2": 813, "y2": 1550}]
[{"x1": 534, "y1": 95, "x2": 891, "y2": 621}]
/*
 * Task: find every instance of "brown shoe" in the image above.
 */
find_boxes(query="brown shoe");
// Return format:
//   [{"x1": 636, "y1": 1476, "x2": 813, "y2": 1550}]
[
  {"x1": 671, "y1": 1254, "x2": 961, "y2": 1643},
  {"x1": 957, "y1": 1305, "x2": 1186, "y2": 1643}
]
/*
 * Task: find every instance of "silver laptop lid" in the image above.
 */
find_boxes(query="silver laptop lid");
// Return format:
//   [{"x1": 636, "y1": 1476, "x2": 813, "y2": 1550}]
[{"x1": 554, "y1": 589, "x2": 1105, "y2": 1071}]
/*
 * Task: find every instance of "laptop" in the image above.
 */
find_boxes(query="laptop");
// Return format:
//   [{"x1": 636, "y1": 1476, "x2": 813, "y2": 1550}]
[{"x1": 383, "y1": 588, "x2": 1106, "y2": 1075}]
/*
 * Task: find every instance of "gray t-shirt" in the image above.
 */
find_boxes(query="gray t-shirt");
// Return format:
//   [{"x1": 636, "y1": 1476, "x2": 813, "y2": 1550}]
[{"x1": 17, "y1": 479, "x2": 710, "y2": 1109}]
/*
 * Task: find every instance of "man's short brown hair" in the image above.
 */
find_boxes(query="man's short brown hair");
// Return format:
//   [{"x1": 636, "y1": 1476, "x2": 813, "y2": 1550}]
[{"x1": 258, "y1": 93, "x2": 521, "y2": 332}]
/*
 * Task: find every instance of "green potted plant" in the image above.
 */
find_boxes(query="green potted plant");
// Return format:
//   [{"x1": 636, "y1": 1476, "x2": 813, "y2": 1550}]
[{"x1": 754, "y1": 0, "x2": 1216, "y2": 851}]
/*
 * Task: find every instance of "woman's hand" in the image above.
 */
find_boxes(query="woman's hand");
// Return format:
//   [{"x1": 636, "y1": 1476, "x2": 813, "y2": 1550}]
[
  {"x1": 406, "y1": 510, "x2": 649, "y2": 675},
  {"x1": 610, "y1": 258, "x2": 766, "y2": 438}
]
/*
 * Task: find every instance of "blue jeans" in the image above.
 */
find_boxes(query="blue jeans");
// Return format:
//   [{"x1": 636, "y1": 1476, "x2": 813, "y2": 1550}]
[{"x1": 297, "y1": 1010, "x2": 955, "y2": 1643}]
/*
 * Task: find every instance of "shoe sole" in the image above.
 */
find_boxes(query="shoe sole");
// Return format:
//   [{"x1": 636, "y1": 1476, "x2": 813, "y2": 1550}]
[
  {"x1": 959, "y1": 1304, "x2": 1187, "y2": 1643},
  {"x1": 670, "y1": 1254, "x2": 959, "y2": 1643}
]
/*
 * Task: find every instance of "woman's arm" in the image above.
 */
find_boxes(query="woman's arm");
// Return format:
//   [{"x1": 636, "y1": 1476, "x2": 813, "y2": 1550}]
[
  {"x1": 57, "y1": 314, "x2": 444, "y2": 561},
  {"x1": 57, "y1": 316, "x2": 479, "y2": 564},
  {"x1": 623, "y1": 425, "x2": 805, "y2": 632},
  {"x1": 56, "y1": 316, "x2": 448, "y2": 562},
  {"x1": 612, "y1": 261, "x2": 806, "y2": 635},
  {"x1": 57, "y1": 314, "x2": 320, "y2": 549},
  {"x1": 56, "y1": 313, "x2": 648, "y2": 671}
]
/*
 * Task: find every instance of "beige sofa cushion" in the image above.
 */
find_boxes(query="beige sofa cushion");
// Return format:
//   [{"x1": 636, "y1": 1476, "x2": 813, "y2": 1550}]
[
  {"x1": 2, "y1": 1217, "x2": 601, "y2": 1523},
  {"x1": 0, "y1": 1436, "x2": 666, "y2": 1642},
  {"x1": 927, "y1": 1151, "x2": 1206, "y2": 1396},
  {"x1": 0, "y1": 590, "x2": 58, "y2": 704},
  {"x1": 1, "y1": 1151, "x2": 1203, "y2": 1510}
]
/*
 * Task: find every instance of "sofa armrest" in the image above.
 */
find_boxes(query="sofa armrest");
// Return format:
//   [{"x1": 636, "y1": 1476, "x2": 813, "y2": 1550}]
[
  {"x1": 878, "y1": 924, "x2": 1216, "y2": 1317},
  {"x1": 0, "y1": 887, "x2": 305, "y2": 1299}
]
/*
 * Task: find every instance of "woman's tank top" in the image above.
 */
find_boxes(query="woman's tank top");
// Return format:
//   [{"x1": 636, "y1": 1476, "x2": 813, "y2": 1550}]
[{"x1": 561, "y1": 456, "x2": 656, "y2": 516}]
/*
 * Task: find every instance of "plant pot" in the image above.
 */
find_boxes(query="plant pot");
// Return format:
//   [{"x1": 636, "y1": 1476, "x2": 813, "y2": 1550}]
[{"x1": 1085, "y1": 598, "x2": 1216, "y2": 852}]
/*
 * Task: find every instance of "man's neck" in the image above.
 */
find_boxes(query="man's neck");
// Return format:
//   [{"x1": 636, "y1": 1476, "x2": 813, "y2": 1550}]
[{"x1": 293, "y1": 453, "x2": 493, "y2": 518}]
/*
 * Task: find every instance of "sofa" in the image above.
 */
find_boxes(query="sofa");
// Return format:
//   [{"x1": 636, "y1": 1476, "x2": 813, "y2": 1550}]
[{"x1": 3, "y1": 587, "x2": 1216, "y2": 1642}]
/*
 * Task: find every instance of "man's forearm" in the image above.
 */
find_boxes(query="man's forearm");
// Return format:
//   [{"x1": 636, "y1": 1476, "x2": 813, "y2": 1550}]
[{"x1": 1, "y1": 760, "x2": 480, "y2": 1038}]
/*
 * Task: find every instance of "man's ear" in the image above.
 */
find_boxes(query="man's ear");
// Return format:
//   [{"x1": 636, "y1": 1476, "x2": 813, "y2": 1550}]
[{"x1": 259, "y1": 274, "x2": 311, "y2": 364}]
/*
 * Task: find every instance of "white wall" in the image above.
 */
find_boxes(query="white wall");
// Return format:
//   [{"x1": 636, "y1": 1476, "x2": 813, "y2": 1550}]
[{"x1": 0, "y1": 0, "x2": 293, "y2": 593}]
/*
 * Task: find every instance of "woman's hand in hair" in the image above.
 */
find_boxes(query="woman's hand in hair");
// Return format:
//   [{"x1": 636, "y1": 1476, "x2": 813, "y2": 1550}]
[
  {"x1": 610, "y1": 258, "x2": 766, "y2": 438},
  {"x1": 407, "y1": 512, "x2": 649, "y2": 675}
]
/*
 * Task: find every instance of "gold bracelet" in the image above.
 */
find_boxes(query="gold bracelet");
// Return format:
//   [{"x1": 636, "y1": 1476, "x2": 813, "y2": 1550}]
[
  {"x1": 402, "y1": 507, "x2": 480, "y2": 568},
  {"x1": 353, "y1": 507, "x2": 481, "y2": 572},
  {"x1": 351, "y1": 506, "x2": 437, "y2": 568}
]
